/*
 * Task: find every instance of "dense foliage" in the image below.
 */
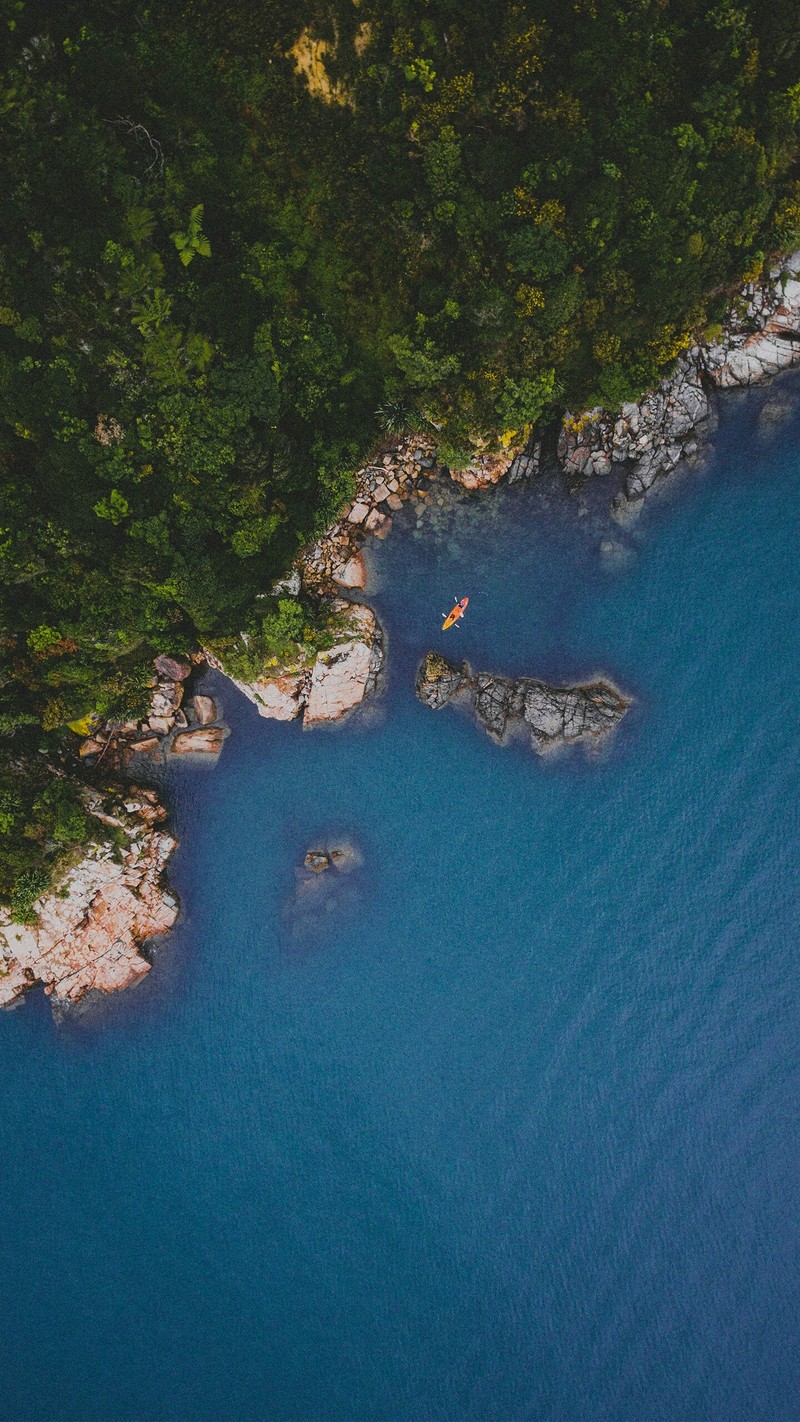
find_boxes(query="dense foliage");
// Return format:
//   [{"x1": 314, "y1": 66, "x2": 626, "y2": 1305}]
[{"x1": 1, "y1": 0, "x2": 799, "y2": 907}]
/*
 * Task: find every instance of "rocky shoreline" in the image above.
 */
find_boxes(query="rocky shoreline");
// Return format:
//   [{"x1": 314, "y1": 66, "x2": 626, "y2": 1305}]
[
  {"x1": 9, "y1": 248, "x2": 797, "y2": 1014},
  {"x1": 558, "y1": 249, "x2": 800, "y2": 516},
  {"x1": 416, "y1": 653, "x2": 630, "y2": 753},
  {"x1": 75, "y1": 244, "x2": 800, "y2": 763},
  {"x1": 78, "y1": 653, "x2": 227, "y2": 775},
  {"x1": 0, "y1": 786, "x2": 177, "y2": 1014},
  {"x1": 204, "y1": 600, "x2": 385, "y2": 729}
]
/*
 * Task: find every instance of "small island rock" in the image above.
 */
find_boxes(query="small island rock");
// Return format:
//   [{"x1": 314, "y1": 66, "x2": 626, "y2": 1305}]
[
  {"x1": 304, "y1": 850, "x2": 331, "y2": 873},
  {"x1": 416, "y1": 653, "x2": 629, "y2": 754}
]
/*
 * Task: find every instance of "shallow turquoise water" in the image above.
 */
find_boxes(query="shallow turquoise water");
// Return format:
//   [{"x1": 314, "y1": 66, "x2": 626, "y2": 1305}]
[{"x1": 1, "y1": 376, "x2": 799, "y2": 1422}]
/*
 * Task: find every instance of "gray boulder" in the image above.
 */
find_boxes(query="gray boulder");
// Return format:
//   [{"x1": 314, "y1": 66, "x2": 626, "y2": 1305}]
[{"x1": 415, "y1": 653, "x2": 470, "y2": 709}]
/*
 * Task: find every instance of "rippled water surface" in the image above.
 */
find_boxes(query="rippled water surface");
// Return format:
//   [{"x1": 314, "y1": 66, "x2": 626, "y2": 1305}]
[{"x1": 2, "y1": 376, "x2": 799, "y2": 1422}]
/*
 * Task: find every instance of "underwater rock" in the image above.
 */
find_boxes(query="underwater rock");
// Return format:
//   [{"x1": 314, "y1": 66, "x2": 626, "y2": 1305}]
[
  {"x1": 364, "y1": 508, "x2": 392, "y2": 538},
  {"x1": 328, "y1": 841, "x2": 362, "y2": 872},
  {"x1": 287, "y1": 840, "x2": 365, "y2": 937},
  {"x1": 302, "y1": 841, "x2": 362, "y2": 875}
]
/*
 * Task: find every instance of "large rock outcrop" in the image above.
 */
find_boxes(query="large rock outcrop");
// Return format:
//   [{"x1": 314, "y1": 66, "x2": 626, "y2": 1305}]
[
  {"x1": 206, "y1": 601, "x2": 384, "y2": 730},
  {"x1": 0, "y1": 788, "x2": 177, "y2": 1013},
  {"x1": 416, "y1": 653, "x2": 629, "y2": 753},
  {"x1": 303, "y1": 603, "x2": 384, "y2": 727}
]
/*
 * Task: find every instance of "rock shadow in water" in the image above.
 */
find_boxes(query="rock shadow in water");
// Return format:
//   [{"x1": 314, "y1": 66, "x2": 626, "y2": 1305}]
[{"x1": 283, "y1": 839, "x2": 366, "y2": 949}]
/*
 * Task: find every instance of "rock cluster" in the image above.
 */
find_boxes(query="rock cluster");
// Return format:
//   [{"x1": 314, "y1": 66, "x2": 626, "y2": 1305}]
[
  {"x1": 288, "y1": 839, "x2": 364, "y2": 932},
  {"x1": 302, "y1": 842, "x2": 362, "y2": 874},
  {"x1": 558, "y1": 354, "x2": 708, "y2": 502},
  {"x1": 557, "y1": 410, "x2": 616, "y2": 480},
  {"x1": 416, "y1": 652, "x2": 629, "y2": 753},
  {"x1": 701, "y1": 256, "x2": 800, "y2": 387},
  {"x1": 0, "y1": 787, "x2": 178, "y2": 1013},
  {"x1": 507, "y1": 442, "x2": 542, "y2": 483},
  {"x1": 298, "y1": 430, "x2": 535, "y2": 595},
  {"x1": 299, "y1": 434, "x2": 451, "y2": 596},
  {"x1": 558, "y1": 249, "x2": 800, "y2": 513},
  {"x1": 78, "y1": 656, "x2": 225, "y2": 767}
]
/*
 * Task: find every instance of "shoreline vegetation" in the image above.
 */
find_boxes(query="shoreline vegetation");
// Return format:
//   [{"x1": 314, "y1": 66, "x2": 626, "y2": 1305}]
[{"x1": 2, "y1": 1, "x2": 800, "y2": 999}]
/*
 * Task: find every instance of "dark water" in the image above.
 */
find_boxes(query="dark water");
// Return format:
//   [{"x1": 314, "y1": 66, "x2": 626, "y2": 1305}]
[{"x1": 2, "y1": 377, "x2": 800, "y2": 1422}]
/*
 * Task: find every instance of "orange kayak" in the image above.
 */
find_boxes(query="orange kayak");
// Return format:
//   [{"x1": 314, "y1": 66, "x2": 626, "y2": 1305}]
[{"x1": 442, "y1": 597, "x2": 469, "y2": 630}]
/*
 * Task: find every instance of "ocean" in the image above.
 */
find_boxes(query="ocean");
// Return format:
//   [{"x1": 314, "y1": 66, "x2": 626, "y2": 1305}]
[{"x1": 1, "y1": 372, "x2": 799, "y2": 1422}]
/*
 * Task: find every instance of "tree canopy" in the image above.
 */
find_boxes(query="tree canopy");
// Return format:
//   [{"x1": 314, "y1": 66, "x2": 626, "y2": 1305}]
[{"x1": 1, "y1": 0, "x2": 798, "y2": 905}]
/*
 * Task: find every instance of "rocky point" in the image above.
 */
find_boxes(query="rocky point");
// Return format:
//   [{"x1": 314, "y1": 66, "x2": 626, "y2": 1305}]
[{"x1": 558, "y1": 249, "x2": 800, "y2": 516}]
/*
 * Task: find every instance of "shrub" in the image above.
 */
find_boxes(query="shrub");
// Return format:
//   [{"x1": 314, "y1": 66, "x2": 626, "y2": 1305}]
[{"x1": 10, "y1": 869, "x2": 50, "y2": 924}]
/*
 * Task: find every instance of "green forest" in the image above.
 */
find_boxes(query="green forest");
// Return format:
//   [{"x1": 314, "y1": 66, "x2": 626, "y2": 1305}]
[{"x1": 1, "y1": 0, "x2": 799, "y2": 909}]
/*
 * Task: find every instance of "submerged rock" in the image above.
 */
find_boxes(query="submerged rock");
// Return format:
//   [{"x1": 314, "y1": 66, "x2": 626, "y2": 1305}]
[
  {"x1": 328, "y1": 840, "x2": 363, "y2": 872},
  {"x1": 416, "y1": 654, "x2": 629, "y2": 754},
  {"x1": 287, "y1": 840, "x2": 365, "y2": 936},
  {"x1": 0, "y1": 788, "x2": 177, "y2": 1014},
  {"x1": 364, "y1": 508, "x2": 392, "y2": 538}
]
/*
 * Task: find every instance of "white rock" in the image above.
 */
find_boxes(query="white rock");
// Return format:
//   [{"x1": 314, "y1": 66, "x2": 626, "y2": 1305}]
[
  {"x1": 303, "y1": 604, "x2": 383, "y2": 727},
  {"x1": 332, "y1": 551, "x2": 367, "y2": 590}
]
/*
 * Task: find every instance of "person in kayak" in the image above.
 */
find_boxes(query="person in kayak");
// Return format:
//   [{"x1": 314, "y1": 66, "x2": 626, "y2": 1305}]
[{"x1": 441, "y1": 596, "x2": 469, "y2": 630}]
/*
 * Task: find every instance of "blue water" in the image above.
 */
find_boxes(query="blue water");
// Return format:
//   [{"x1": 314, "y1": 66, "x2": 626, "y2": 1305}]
[{"x1": 2, "y1": 377, "x2": 800, "y2": 1422}]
